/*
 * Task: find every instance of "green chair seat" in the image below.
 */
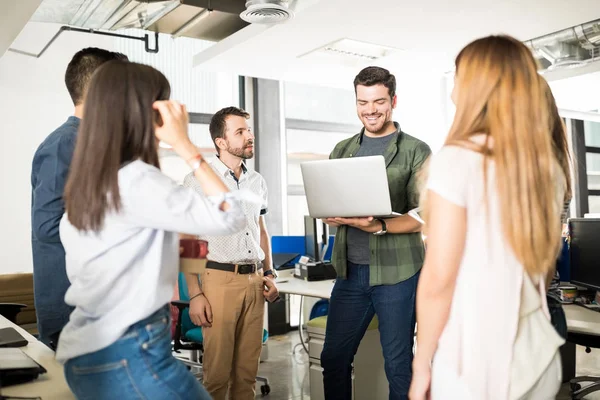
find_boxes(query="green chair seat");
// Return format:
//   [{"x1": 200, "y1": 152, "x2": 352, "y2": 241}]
[
  {"x1": 184, "y1": 327, "x2": 269, "y2": 344},
  {"x1": 185, "y1": 327, "x2": 204, "y2": 343}
]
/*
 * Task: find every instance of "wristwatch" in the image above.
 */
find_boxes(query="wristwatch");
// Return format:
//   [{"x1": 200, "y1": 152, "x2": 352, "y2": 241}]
[
  {"x1": 373, "y1": 218, "x2": 387, "y2": 236},
  {"x1": 264, "y1": 269, "x2": 278, "y2": 279}
]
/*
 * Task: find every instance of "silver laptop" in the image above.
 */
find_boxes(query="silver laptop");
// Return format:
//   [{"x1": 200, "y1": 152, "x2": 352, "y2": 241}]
[{"x1": 300, "y1": 155, "x2": 401, "y2": 219}]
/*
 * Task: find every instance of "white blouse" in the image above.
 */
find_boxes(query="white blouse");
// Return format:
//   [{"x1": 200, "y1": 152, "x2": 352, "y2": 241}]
[
  {"x1": 56, "y1": 160, "x2": 247, "y2": 362},
  {"x1": 426, "y1": 145, "x2": 564, "y2": 399}
]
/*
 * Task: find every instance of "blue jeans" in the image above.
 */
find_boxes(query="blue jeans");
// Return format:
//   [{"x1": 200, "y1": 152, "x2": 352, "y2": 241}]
[
  {"x1": 64, "y1": 307, "x2": 210, "y2": 400},
  {"x1": 321, "y1": 262, "x2": 419, "y2": 400}
]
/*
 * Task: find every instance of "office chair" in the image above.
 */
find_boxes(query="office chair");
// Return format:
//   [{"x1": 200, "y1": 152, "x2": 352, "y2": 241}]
[
  {"x1": 0, "y1": 303, "x2": 27, "y2": 323},
  {"x1": 171, "y1": 273, "x2": 271, "y2": 395},
  {"x1": 567, "y1": 218, "x2": 600, "y2": 399},
  {"x1": 568, "y1": 331, "x2": 600, "y2": 399}
]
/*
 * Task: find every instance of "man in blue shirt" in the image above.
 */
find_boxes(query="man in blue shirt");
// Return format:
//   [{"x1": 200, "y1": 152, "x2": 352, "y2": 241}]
[{"x1": 31, "y1": 48, "x2": 128, "y2": 349}]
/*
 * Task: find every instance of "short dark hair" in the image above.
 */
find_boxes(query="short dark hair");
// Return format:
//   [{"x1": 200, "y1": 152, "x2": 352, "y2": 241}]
[
  {"x1": 353, "y1": 66, "x2": 396, "y2": 99},
  {"x1": 65, "y1": 47, "x2": 128, "y2": 105},
  {"x1": 209, "y1": 106, "x2": 250, "y2": 153}
]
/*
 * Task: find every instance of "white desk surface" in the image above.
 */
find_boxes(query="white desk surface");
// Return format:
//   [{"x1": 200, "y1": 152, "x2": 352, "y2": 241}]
[
  {"x1": 276, "y1": 270, "x2": 334, "y2": 299},
  {"x1": 564, "y1": 303, "x2": 600, "y2": 336},
  {"x1": 0, "y1": 315, "x2": 74, "y2": 399},
  {"x1": 274, "y1": 274, "x2": 600, "y2": 337}
]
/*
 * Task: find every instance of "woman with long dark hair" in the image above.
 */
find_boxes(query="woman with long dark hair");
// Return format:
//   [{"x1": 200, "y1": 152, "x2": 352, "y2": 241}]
[{"x1": 56, "y1": 61, "x2": 246, "y2": 399}]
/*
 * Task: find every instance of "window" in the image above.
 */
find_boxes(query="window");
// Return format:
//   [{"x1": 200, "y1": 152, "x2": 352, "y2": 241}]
[
  {"x1": 114, "y1": 31, "x2": 239, "y2": 183},
  {"x1": 584, "y1": 121, "x2": 600, "y2": 215},
  {"x1": 159, "y1": 124, "x2": 218, "y2": 184},
  {"x1": 283, "y1": 82, "x2": 357, "y2": 235},
  {"x1": 286, "y1": 129, "x2": 354, "y2": 235}
]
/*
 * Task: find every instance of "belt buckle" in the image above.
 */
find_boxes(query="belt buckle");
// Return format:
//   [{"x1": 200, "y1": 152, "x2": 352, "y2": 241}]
[{"x1": 237, "y1": 264, "x2": 253, "y2": 274}]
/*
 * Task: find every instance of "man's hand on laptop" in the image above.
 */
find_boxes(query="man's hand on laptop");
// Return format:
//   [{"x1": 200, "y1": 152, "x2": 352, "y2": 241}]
[{"x1": 324, "y1": 217, "x2": 382, "y2": 233}]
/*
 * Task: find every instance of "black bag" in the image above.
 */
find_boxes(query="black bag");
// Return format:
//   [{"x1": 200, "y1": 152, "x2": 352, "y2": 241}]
[{"x1": 547, "y1": 295, "x2": 567, "y2": 339}]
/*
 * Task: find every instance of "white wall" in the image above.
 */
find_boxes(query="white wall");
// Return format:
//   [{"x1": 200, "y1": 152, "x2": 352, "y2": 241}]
[{"x1": 0, "y1": 22, "x2": 114, "y2": 274}]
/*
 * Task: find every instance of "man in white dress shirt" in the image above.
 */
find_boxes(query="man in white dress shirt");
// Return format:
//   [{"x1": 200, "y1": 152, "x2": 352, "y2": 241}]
[{"x1": 183, "y1": 106, "x2": 279, "y2": 400}]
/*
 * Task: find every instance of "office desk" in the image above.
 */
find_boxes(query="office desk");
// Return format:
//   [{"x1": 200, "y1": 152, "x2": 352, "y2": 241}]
[
  {"x1": 565, "y1": 304, "x2": 600, "y2": 334},
  {"x1": 276, "y1": 270, "x2": 334, "y2": 299},
  {"x1": 275, "y1": 270, "x2": 335, "y2": 353},
  {"x1": 0, "y1": 315, "x2": 74, "y2": 399}
]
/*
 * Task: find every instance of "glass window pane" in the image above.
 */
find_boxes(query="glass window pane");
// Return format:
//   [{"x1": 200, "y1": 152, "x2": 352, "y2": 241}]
[
  {"x1": 287, "y1": 195, "x2": 309, "y2": 236},
  {"x1": 160, "y1": 123, "x2": 217, "y2": 184},
  {"x1": 287, "y1": 129, "x2": 354, "y2": 155},
  {"x1": 586, "y1": 153, "x2": 600, "y2": 174},
  {"x1": 188, "y1": 124, "x2": 215, "y2": 150},
  {"x1": 284, "y1": 82, "x2": 357, "y2": 124},
  {"x1": 589, "y1": 172, "x2": 600, "y2": 190},
  {"x1": 585, "y1": 121, "x2": 600, "y2": 147},
  {"x1": 589, "y1": 196, "x2": 600, "y2": 214},
  {"x1": 286, "y1": 129, "x2": 354, "y2": 187}
]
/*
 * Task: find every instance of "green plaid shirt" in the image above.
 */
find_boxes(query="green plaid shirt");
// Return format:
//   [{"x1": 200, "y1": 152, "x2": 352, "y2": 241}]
[{"x1": 329, "y1": 122, "x2": 431, "y2": 286}]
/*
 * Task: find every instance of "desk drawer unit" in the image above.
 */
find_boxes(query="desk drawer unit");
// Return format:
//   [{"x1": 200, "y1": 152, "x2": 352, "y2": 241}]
[{"x1": 307, "y1": 316, "x2": 388, "y2": 400}]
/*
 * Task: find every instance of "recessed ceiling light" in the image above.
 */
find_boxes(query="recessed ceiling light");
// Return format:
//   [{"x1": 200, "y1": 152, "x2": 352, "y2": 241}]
[{"x1": 299, "y1": 38, "x2": 402, "y2": 65}]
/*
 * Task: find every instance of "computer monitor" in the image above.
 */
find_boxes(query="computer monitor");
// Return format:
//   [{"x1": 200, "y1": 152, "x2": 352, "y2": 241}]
[
  {"x1": 569, "y1": 218, "x2": 600, "y2": 290},
  {"x1": 304, "y1": 216, "x2": 329, "y2": 262}
]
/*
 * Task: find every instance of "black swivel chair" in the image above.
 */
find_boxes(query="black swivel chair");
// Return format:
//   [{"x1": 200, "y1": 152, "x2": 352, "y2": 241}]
[
  {"x1": 567, "y1": 218, "x2": 600, "y2": 399},
  {"x1": 568, "y1": 331, "x2": 600, "y2": 399},
  {"x1": 0, "y1": 303, "x2": 27, "y2": 323}
]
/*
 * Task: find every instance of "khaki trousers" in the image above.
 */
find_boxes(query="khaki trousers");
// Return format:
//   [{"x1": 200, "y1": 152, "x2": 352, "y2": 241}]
[{"x1": 201, "y1": 268, "x2": 265, "y2": 400}]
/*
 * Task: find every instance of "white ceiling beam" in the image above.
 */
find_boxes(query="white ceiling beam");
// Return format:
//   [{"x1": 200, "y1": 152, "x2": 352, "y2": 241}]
[{"x1": 0, "y1": 0, "x2": 43, "y2": 58}]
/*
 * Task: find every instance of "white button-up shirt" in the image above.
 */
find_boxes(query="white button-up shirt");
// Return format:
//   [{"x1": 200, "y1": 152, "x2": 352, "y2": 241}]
[
  {"x1": 183, "y1": 158, "x2": 268, "y2": 264},
  {"x1": 56, "y1": 160, "x2": 246, "y2": 362}
]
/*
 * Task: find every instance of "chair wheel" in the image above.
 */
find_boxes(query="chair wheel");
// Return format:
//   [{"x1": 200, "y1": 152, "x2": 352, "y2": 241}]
[
  {"x1": 261, "y1": 384, "x2": 271, "y2": 395},
  {"x1": 571, "y1": 382, "x2": 581, "y2": 392}
]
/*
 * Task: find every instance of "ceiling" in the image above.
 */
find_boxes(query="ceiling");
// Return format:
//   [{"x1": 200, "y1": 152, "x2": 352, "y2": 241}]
[
  {"x1": 191, "y1": 0, "x2": 600, "y2": 88},
  {"x1": 0, "y1": 0, "x2": 43, "y2": 57}
]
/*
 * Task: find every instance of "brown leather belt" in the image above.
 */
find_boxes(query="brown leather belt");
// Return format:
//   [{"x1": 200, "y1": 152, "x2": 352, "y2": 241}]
[{"x1": 206, "y1": 261, "x2": 262, "y2": 274}]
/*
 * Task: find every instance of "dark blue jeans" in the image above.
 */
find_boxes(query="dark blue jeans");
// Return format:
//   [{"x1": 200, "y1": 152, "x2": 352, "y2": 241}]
[
  {"x1": 321, "y1": 262, "x2": 419, "y2": 400},
  {"x1": 64, "y1": 307, "x2": 210, "y2": 400}
]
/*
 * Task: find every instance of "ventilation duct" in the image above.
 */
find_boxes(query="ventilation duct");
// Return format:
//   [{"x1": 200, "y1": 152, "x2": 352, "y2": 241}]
[
  {"x1": 526, "y1": 19, "x2": 600, "y2": 72},
  {"x1": 240, "y1": 0, "x2": 295, "y2": 24},
  {"x1": 31, "y1": 0, "x2": 251, "y2": 42}
]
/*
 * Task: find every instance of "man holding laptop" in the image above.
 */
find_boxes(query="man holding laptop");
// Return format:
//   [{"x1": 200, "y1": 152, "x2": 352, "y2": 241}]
[{"x1": 319, "y1": 66, "x2": 431, "y2": 400}]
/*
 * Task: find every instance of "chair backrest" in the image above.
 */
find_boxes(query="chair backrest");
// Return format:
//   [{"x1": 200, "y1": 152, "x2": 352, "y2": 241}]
[
  {"x1": 177, "y1": 273, "x2": 196, "y2": 335},
  {"x1": 0, "y1": 274, "x2": 36, "y2": 333}
]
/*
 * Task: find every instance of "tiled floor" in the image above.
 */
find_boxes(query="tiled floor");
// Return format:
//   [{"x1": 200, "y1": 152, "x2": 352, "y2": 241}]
[
  {"x1": 255, "y1": 330, "x2": 310, "y2": 400},
  {"x1": 256, "y1": 331, "x2": 600, "y2": 400},
  {"x1": 557, "y1": 345, "x2": 600, "y2": 399}
]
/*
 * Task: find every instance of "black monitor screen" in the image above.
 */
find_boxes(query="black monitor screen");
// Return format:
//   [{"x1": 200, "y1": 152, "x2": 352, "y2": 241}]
[
  {"x1": 304, "y1": 216, "x2": 319, "y2": 261},
  {"x1": 569, "y1": 218, "x2": 600, "y2": 290}
]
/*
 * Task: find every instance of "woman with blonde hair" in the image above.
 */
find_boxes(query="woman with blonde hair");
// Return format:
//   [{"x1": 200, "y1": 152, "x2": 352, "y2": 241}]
[{"x1": 409, "y1": 36, "x2": 566, "y2": 400}]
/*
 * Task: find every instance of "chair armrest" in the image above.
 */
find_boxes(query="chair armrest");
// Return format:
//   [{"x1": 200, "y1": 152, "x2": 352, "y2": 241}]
[
  {"x1": 171, "y1": 300, "x2": 189, "y2": 352},
  {"x1": 170, "y1": 300, "x2": 190, "y2": 310},
  {"x1": 0, "y1": 303, "x2": 27, "y2": 323}
]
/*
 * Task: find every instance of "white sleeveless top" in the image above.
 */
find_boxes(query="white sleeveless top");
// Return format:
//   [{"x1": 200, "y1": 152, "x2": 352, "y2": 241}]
[{"x1": 426, "y1": 145, "x2": 565, "y2": 399}]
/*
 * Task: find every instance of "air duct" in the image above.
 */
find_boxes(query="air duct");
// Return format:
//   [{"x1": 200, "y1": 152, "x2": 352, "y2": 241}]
[
  {"x1": 240, "y1": 0, "x2": 294, "y2": 24},
  {"x1": 31, "y1": 0, "x2": 250, "y2": 42},
  {"x1": 526, "y1": 19, "x2": 600, "y2": 70}
]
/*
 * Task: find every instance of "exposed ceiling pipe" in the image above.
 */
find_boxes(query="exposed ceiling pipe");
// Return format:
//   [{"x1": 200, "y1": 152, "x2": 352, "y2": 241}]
[{"x1": 526, "y1": 19, "x2": 600, "y2": 50}]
